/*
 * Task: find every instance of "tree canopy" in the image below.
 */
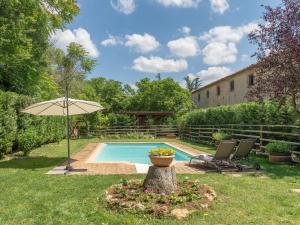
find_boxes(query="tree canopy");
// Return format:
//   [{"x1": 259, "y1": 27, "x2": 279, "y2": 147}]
[
  {"x1": 127, "y1": 78, "x2": 193, "y2": 116},
  {"x1": 0, "y1": 1, "x2": 194, "y2": 127},
  {"x1": 0, "y1": 0, "x2": 79, "y2": 95},
  {"x1": 248, "y1": 0, "x2": 300, "y2": 116},
  {"x1": 46, "y1": 43, "x2": 96, "y2": 96}
]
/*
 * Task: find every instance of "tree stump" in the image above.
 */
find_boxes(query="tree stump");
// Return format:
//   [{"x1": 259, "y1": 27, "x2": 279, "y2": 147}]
[{"x1": 143, "y1": 166, "x2": 177, "y2": 194}]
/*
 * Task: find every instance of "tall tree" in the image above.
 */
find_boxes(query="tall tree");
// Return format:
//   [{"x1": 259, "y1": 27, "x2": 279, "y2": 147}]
[
  {"x1": 87, "y1": 77, "x2": 130, "y2": 113},
  {"x1": 47, "y1": 43, "x2": 96, "y2": 97},
  {"x1": 128, "y1": 77, "x2": 194, "y2": 116},
  {"x1": 0, "y1": 0, "x2": 79, "y2": 95},
  {"x1": 184, "y1": 75, "x2": 202, "y2": 92},
  {"x1": 155, "y1": 73, "x2": 161, "y2": 80},
  {"x1": 248, "y1": 0, "x2": 300, "y2": 116}
]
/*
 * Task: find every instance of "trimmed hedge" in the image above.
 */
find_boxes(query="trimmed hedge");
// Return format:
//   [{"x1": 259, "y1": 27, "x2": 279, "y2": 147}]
[
  {"x1": 179, "y1": 101, "x2": 296, "y2": 126},
  {"x1": 0, "y1": 91, "x2": 65, "y2": 157}
]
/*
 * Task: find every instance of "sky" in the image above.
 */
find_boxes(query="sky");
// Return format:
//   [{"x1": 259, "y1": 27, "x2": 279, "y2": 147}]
[{"x1": 50, "y1": 0, "x2": 281, "y2": 87}]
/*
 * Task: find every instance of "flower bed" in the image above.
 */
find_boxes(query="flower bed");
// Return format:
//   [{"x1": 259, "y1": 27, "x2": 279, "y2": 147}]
[{"x1": 105, "y1": 178, "x2": 217, "y2": 219}]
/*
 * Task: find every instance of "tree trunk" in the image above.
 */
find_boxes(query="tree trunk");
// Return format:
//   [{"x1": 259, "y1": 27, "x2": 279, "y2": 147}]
[{"x1": 143, "y1": 166, "x2": 177, "y2": 194}]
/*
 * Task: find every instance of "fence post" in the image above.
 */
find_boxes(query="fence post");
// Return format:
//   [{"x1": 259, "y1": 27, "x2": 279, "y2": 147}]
[{"x1": 259, "y1": 125, "x2": 263, "y2": 151}]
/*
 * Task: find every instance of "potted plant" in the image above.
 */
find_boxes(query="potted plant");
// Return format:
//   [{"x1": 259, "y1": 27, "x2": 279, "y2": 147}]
[
  {"x1": 265, "y1": 142, "x2": 293, "y2": 163},
  {"x1": 149, "y1": 148, "x2": 176, "y2": 167},
  {"x1": 212, "y1": 131, "x2": 232, "y2": 146},
  {"x1": 291, "y1": 150, "x2": 300, "y2": 163}
]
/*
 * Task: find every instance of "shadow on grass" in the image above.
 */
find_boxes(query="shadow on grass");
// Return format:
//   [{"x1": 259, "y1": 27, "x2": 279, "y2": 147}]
[
  {"x1": 254, "y1": 156, "x2": 300, "y2": 179},
  {"x1": 0, "y1": 156, "x2": 66, "y2": 170}
]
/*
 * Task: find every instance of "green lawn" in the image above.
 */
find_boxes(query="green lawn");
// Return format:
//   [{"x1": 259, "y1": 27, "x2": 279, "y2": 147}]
[{"x1": 0, "y1": 138, "x2": 300, "y2": 225}]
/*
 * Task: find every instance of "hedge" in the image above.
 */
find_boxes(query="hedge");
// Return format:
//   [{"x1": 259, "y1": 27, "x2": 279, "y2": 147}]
[
  {"x1": 179, "y1": 101, "x2": 297, "y2": 126},
  {"x1": 0, "y1": 91, "x2": 65, "y2": 157}
]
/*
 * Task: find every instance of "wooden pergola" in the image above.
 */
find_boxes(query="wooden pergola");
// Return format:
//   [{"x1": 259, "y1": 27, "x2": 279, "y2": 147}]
[{"x1": 123, "y1": 111, "x2": 173, "y2": 126}]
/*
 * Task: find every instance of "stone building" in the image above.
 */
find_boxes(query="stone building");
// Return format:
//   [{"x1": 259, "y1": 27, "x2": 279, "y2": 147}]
[{"x1": 191, "y1": 65, "x2": 256, "y2": 108}]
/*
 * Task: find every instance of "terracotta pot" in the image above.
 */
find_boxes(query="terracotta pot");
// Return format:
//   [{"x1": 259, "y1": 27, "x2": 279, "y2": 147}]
[
  {"x1": 269, "y1": 153, "x2": 291, "y2": 163},
  {"x1": 149, "y1": 155, "x2": 174, "y2": 167},
  {"x1": 291, "y1": 151, "x2": 300, "y2": 163}
]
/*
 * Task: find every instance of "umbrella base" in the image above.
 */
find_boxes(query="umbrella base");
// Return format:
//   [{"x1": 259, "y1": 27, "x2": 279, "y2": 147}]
[{"x1": 65, "y1": 165, "x2": 73, "y2": 171}]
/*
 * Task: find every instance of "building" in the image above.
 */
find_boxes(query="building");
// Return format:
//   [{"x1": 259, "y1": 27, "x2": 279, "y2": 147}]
[{"x1": 191, "y1": 65, "x2": 256, "y2": 108}]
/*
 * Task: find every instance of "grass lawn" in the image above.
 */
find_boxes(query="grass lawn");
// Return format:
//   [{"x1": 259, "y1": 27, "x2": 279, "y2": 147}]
[{"x1": 0, "y1": 138, "x2": 300, "y2": 225}]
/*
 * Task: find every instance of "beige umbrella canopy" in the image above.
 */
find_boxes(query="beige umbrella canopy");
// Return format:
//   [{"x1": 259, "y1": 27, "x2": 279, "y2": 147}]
[
  {"x1": 22, "y1": 97, "x2": 103, "y2": 116},
  {"x1": 22, "y1": 97, "x2": 103, "y2": 170}
]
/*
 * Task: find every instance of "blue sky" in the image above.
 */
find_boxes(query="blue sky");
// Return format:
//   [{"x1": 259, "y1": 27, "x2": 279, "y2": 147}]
[{"x1": 50, "y1": 0, "x2": 281, "y2": 87}]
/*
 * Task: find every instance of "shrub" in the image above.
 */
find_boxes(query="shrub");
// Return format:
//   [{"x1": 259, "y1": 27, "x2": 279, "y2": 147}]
[
  {"x1": 179, "y1": 101, "x2": 296, "y2": 126},
  {"x1": 0, "y1": 92, "x2": 18, "y2": 156},
  {"x1": 212, "y1": 132, "x2": 231, "y2": 141},
  {"x1": 265, "y1": 142, "x2": 294, "y2": 154},
  {"x1": 17, "y1": 128, "x2": 40, "y2": 156},
  {"x1": 0, "y1": 90, "x2": 65, "y2": 157},
  {"x1": 149, "y1": 148, "x2": 176, "y2": 156}
]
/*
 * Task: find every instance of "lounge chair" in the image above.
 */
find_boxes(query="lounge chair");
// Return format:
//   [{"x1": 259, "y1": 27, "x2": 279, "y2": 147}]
[
  {"x1": 189, "y1": 140, "x2": 237, "y2": 172},
  {"x1": 231, "y1": 139, "x2": 261, "y2": 170}
]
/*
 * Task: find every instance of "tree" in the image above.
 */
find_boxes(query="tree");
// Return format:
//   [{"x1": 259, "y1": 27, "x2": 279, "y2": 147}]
[
  {"x1": 184, "y1": 75, "x2": 202, "y2": 92},
  {"x1": 155, "y1": 73, "x2": 161, "y2": 80},
  {"x1": 128, "y1": 78, "x2": 194, "y2": 117},
  {"x1": 0, "y1": 0, "x2": 79, "y2": 95},
  {"x1": 248, "y1": 0, "x2": 300, "y2": 117},
  {"x1": 47, "y1": 43, "x2": 96, "y2": 96},
  {"x1": 88, "y1": 77, "x2": 131, "y2": 113}
]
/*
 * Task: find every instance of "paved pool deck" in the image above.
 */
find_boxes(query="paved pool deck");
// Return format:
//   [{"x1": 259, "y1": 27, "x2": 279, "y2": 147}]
[{"x1": 47, "y1": 142, "x2": 210, "y2": 175}]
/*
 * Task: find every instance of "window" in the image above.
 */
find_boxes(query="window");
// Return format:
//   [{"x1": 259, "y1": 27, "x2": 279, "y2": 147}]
[
  {"x1": 230, "y1": 80, "x2": 235, "y2": 92},
  {"x1": 248, "y1": 74, "x2": 254, "y2": 86},
  {"x1": 206, "y1": 90, "x2": 210, "y2": 98},
  {"x1": 197, "y1": 93, "x2": 201, "y2": 102},
  {"x1": 217, "y1": 86, "x2": 221, "y2": 96}
]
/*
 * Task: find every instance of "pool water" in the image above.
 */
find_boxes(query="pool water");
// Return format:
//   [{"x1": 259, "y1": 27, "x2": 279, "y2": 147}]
[{"x1": 95, "y1": 143, "x2": 191, "y2": 164}]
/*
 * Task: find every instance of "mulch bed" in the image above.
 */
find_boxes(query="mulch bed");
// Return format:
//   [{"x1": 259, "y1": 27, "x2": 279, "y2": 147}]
[{"x1": 105, "y1": 178, "x2": 217, "y2": 219}]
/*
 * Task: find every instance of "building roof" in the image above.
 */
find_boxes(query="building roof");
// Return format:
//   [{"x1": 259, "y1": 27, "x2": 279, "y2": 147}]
[{"x1": 191, "y1": 64, "x2": 255, "y2": 94}]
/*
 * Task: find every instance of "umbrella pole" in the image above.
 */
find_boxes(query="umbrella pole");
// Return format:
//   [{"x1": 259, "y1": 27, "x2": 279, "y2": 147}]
[{"x1": 66, "y1": 86, "x2": 71, "y2": 171}]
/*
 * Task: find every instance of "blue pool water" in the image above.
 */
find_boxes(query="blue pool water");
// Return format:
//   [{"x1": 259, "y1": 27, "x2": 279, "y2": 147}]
[{"x1": 95, "y1": 143, "x2": 191, "y2": 164}]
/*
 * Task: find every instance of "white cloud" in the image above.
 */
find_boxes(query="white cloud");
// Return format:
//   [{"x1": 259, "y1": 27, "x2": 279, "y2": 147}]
[
  {"x1": 101, "y1": 34, "x2": 122, "y2": 46},
  {"x1": 132, "y1": 56, "x2": 188, "y2": 73},
  {"x1": 50, "y1": 28, "x2": 99, "y2": 57},
  {"x1": 179, "y1": 26, "x2": 191, "y2": 35},
  {"x1": 125, "y1": 33, "x2": 160, "y2": 53},
  {"x1": 210, "y1": 0, "x2": 229, "y2": 14},
  {"x1": 190, "y1": 66, "x2": 232, "y2": 85},
  {"x1": 156, "y1": 0, "x2": 201, "y2": 8},
  {"x1": 199, "y1": 22, "x2": 258, "y2": 65},
  {"x1": 167, "y1": 36, "x2": 199, "y2": 57},
  {"x1": 202, "y1": 42, "x2": 237, "y2": 65},
  {"x1": 199, "y1": 22, "x2": 259, "y2": 44},
  {"x1": 110, "y1": 0, "x2": 136, "y2": 15}
]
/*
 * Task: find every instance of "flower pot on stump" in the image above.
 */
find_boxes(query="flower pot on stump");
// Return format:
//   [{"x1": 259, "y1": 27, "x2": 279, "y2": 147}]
[
  {"x1": 143, "y1": 148, "x2": 177, "y2": 194},
  {"x1": 149, "y1": 155, "x2": 174, "y2": 167}
]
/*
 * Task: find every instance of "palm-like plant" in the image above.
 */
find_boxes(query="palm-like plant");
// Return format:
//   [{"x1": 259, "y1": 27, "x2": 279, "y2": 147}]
[
  {"x1": 47, "y1": 42, "x2": 96, "y2": 96},
  {"x1": 184, "y1": 75, "x2": 202, "y2": 92}
]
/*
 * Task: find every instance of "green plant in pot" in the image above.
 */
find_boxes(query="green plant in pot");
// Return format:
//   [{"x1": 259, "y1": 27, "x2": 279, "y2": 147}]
[
  {"x1": 212, "y1": 131, "x2": 232, "y2": 146},
  {"x1": 149, "y1": 148, "x2": 176, "y2": 167},
  {"x1": 291, "y1": 150, "x2": 300, "y2": 163},
  {"x1": 265, "y1": 142, "x2": 293, "y2": 163}
]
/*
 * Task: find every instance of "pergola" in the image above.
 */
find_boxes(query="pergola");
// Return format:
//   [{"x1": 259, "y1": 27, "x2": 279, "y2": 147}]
[{"x1": 123, "y1": 111, "x2": 173, "y2": 126}]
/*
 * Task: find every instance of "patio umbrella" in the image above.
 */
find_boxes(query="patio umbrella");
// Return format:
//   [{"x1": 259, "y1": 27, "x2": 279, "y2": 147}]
[{"x1": 22, "y1": 97, "x2": 103, "y2": 170}]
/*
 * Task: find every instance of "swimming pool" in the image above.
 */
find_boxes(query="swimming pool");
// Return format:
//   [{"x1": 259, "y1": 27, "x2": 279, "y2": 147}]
[{"x1": 93, "y1": 143, "x2": 191, "y2": 164}]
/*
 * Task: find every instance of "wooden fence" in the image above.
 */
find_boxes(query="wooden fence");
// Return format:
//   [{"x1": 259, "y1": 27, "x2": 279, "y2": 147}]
[
  {"x1": 81, "y1": 124, "x2": 300, "y2": 151},
  {"x1": 179, "y1": 124, "x2": 300, "y2": 151},
  {"x1": 85, "y1": 125, "x2": 179, "y2": 138}
]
